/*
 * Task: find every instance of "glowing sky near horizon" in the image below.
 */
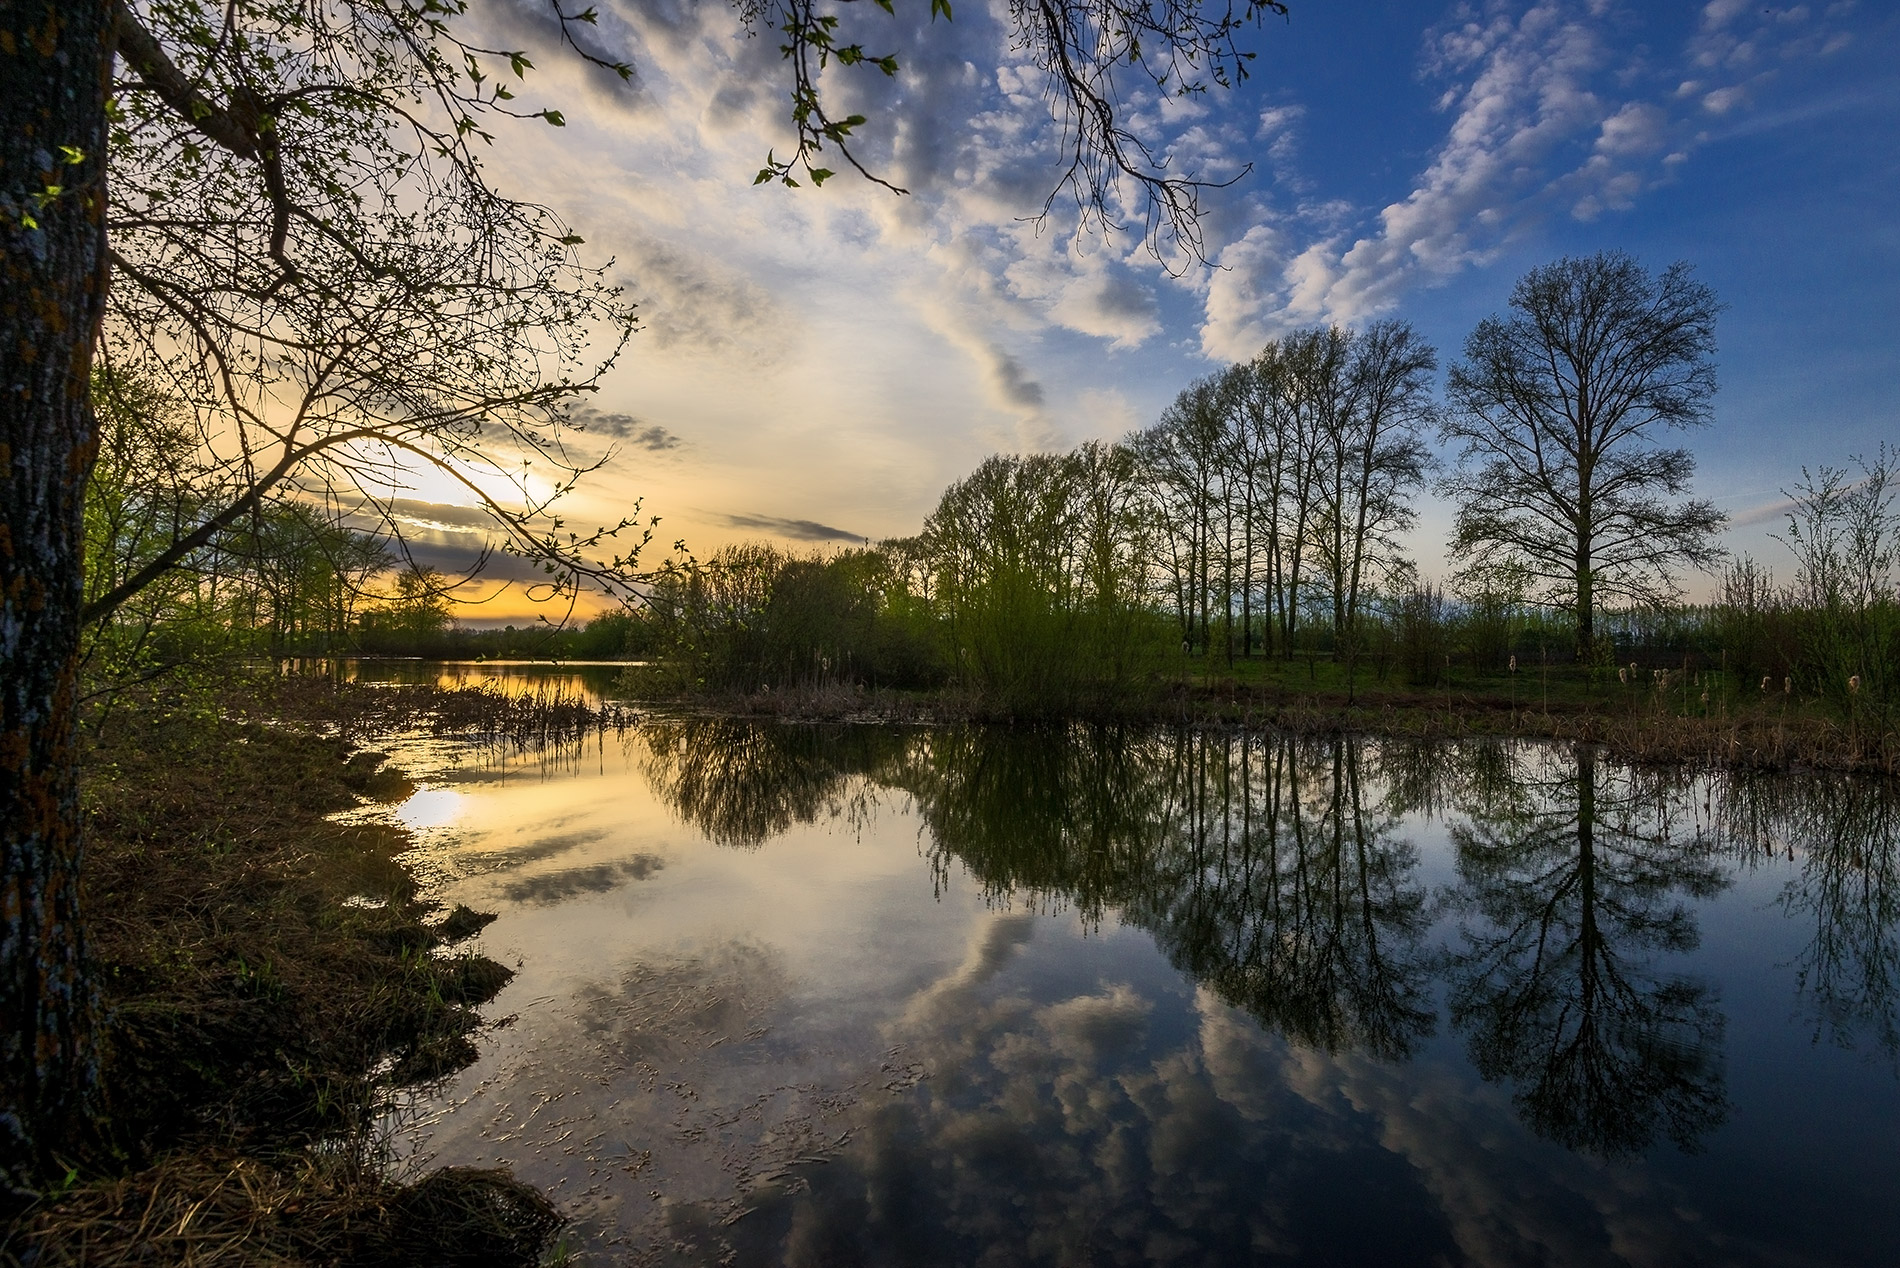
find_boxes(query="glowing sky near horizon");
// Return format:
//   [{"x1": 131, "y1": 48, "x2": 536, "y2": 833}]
[{"x1": 399, "y1": 0, "x2": 1899, "y2": 622}]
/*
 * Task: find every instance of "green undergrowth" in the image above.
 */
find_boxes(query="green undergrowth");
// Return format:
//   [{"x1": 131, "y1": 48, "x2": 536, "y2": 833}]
[{"x1": 2, "y1": 686, "x2": 562, "y2": 1266}]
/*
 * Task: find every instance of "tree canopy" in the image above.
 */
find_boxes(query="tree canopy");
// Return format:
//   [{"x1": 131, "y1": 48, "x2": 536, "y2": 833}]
[{"x1": 1441, "y1": 252, "x2": 1727, "y2": 654}]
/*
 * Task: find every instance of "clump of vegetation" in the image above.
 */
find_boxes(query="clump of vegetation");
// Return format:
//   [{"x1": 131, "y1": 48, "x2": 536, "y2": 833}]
[{"x1": 265, "y1": 673, "x2": 634, "y2": 751}]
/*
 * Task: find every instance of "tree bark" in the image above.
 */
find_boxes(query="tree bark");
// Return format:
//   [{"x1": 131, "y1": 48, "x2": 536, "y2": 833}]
[{"x1": 1, "y1": 0, "x2": 112, "y2": 1186}]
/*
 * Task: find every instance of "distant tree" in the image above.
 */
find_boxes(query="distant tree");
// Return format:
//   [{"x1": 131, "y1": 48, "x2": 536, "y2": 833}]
[{"x1": 1441, "y1": 253, "x2": 1726, "y2": 657}]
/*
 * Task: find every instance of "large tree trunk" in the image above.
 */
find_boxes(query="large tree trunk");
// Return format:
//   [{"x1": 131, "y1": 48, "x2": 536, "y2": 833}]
[
  {"x1": 1, "y1": 0, "x2": 112, "y2": 1186},
  {"x1": 1575, "y1": 538, "x2": 1595, "y2": 662}
]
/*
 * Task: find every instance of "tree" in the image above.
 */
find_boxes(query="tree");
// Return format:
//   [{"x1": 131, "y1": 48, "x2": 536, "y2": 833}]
[
  {"x1": 1441, "y1": 252, "x2": 1726, "y2": 657},
  {"x1": 3, "y1": 0, "x2": 1294, "y2": 1177},
  {"x1": 2, "y1": 0, "x2": 113, "y2": 1185},
  {"x1": 1137, "y1": 377, "x2": 1226, "y2": 654},
  {"x1": 1309, "y1": 321, "x2": 1433, "y2": 689}
]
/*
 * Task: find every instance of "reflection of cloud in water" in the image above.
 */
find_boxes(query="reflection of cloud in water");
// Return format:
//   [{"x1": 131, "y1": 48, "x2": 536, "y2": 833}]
[
  {"x1": 408, "y1": 939, "x2": 923, "y2": 1260},
  {"x1": 654, "y1": 966, "x2": 1776, "y2": 1267},
  {"x1": 570, "y1": 940, "x2": 784, "y2": 1068},
  {"x1": 460, "y1": 826, "x2": 611, "y2": 873},
  {"x1": 495, "y1": 853, "x2": 665, "y2": 906}
]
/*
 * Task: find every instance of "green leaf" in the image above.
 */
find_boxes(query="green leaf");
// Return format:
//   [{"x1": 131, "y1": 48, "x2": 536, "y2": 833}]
[
  {"x1": 559, "y1": 233, "x2": 585, "y2": 244},
  {"x1": 540, "y1": 109, "x2": 566, "y2": 126}
]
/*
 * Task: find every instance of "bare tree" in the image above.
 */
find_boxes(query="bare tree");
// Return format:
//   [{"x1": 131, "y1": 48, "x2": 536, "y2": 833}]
[
  {"x1": 1325, "y1": 321, "x2": 1434, "y2": 695},
  {"x1": 1441, "y1": 253, "x2": 1726, "y2": 657}
]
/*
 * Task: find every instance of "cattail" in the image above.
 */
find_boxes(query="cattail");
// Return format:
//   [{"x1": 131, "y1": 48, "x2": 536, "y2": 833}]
[
  {"x1": 1618, "y1": 667, "x2": 1628, "y2": 684},
  {"x1": 1509, "y1": 654, "x2": 1517, "y2": 672},
  {"x1": 1700, "y1": 691, "x2": 1709, "y2": 705},
  {"x1": 1784, "y1": 677, "x2": 1792, "y2": 695},
  {"x1": 1761, "y1": 676, "x2": 1771, "y2": 693},
  {"x1": 1849, "y1": 675, "x2": 1861, "y2": 695}
]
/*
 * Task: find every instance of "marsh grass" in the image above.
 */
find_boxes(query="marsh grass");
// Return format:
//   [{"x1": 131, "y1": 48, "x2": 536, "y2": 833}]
[{"x1": 2, "y1": 682, "x2": 572, "y2": 1265}]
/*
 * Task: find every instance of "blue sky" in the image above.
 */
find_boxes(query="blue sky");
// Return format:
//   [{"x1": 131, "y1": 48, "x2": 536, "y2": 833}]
[{"x1": 430, "y1": 0, "x2": 1898, "y2": 614}]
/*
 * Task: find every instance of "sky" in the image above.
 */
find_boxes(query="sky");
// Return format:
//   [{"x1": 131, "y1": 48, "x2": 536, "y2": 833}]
[{"x1": 408, "y1": 0, "x2": 1900, "y2": 622}]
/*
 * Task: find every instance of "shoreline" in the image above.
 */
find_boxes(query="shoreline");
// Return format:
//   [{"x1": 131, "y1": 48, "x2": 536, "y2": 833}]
[
  {"x1": 5, "y1": 683, "x2": 563, "y2": 1266},
  {"x1": 620, "y1": 680, "x2": 1899, "y2": 777}
]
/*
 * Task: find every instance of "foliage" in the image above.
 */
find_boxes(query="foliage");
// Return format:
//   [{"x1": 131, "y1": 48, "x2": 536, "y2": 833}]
[{"x1": 642, "y1": 542, "x2": 946, "y2": 695}]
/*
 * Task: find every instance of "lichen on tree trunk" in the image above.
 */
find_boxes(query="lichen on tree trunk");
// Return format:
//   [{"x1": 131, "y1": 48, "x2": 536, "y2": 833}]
[{"x1": 1, "y1": 0, "x2": 112, "y2": 1189}]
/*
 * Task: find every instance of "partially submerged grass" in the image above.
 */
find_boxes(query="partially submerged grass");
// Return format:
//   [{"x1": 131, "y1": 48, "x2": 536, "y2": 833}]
[
  {"x1": 1, "y1": 683, "x2": 570, "y2": 1266},
  {"x1": 9, "y1": 1155, "x2": 558, "y2": 1268},
  {"x1": 262, "y1": 674, "x2": 634, "y2": 753}
]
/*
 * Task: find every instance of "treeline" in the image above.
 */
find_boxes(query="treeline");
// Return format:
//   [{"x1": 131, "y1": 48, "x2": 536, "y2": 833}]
[
  {"x1": 640, "y1": 442, "x2": 1170, "y2": 713},
  {"x1": 80, "y1": 259, "x2": 1899, "y2": 728},
  {"x1": 80, "y1": 369, "x2": 652, "y2": 682}
]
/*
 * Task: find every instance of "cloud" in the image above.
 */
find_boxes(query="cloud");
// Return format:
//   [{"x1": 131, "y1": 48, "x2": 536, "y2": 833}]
[
  {"x1": 983, "y1": 344, "x2": 1047, "y2": 411},
  {"x1": 616, "y1": 234, "x2": 790, "y2": 360},
  {"x1": 1197, "y1": 0, "x2": 1860, "y2": 349},
  {"x1": 718, "y1": 512, "x2": 865, "y2": 542},
  {"x1": 1595, "y1": 101, "x2": 1667, "y2": 154},
  {"x1": 566, "y1": 406, "x2": 684, "y2": 450}
]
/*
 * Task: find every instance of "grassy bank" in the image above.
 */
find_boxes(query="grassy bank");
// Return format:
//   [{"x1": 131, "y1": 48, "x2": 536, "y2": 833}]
[
  {"x1": 1, "y1": 680, "x2": 600, "y2": 1266},
  {"x1": 624, "y1": 657, "x2": 1898, "y2": 777}
]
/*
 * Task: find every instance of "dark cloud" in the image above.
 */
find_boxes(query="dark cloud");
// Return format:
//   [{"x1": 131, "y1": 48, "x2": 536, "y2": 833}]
[
  {"x1": 617, "y1": 236, "x2": 787, "y2": 359},
  {"x1": 566, "y1": 406, "x2": 683, "y2": 450},
  {"x1": 484, "y1": 0, "x2": 649, "y2": 109},
  {"x1": 719, "y1": 513, "x2": 864, "y2": 543},
  {"x1": 987, "y1": 345, "x2": 1046, "y2": 410},
  {"x1": 382, "y1": 498, "x2": 500, "y2": 534}
]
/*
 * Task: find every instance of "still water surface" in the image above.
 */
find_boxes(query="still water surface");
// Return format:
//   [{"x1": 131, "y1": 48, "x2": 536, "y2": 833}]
[{"x1": 364, "y1": 665, "x2": 1900, "y2": 1266}]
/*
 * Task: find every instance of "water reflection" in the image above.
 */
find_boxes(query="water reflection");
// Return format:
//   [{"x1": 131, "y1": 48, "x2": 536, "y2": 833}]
[
  {"x1": 900, "y1": 730, "x2": 1437, "y2": 1061},
  {"x1": 637, "y1": 720, "x2": 907, "y2": 849},
  {"x1": 631, "y1": 724, "x2": 1807, "y2": 1157},
  {"x1": 1441, "y1": 747, "x2": 1728, "y2": 1156},
  {"x1": 1720, "y1": 770, "x2": 1900, "y2": 1062},
  {"x1": 404, "y1": 714, "x2": 1900, "y2": 1264}
]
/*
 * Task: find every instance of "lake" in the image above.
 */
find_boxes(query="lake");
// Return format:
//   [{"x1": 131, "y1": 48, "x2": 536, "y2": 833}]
[{"x1": 358, "y1": 663, "x2": 1900, "y2": 1266}]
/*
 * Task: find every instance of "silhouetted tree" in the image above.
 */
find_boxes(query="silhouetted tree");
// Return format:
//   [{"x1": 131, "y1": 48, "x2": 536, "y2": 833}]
[{"x1": 1441, "y1": 253, "x2": 1726, "y2": 657}]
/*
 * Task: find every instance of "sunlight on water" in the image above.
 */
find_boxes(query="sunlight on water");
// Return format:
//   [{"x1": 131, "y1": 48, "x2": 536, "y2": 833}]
[
  {"x1": 394, "y1": 788, "x2": 468, "y2": 832},
  {"x1": 376, "y1": 717, "x2": 1900, "y2": 1266}
]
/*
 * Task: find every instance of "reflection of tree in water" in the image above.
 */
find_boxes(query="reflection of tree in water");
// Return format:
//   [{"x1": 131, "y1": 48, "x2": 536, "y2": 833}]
[
  {"x1": 1130, "y1": 733, "x2": 1434, "y2": 1060},
  {"x1": 1719, "y1": 770, "x2": 1900, "y2": 1062},
  {"x1": 893, "y1": 727, "x2": 1436, "y2": 1061},
  {"x1": 636, "y1": 720, "x2": 909, "y2": 849},
  {"x1": 635, "y1": 719, "x2": 1759, "y2": 1154},
  {"x1": 1445, "y1": 746, "x2": 1729, "y2": 1156},
  {"x1": 640, "y1": 720, "x2": 1436, "y2": 1060},
  {"x1": 893, "y1": 725, "x2": 1172, "y2": 913}
]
